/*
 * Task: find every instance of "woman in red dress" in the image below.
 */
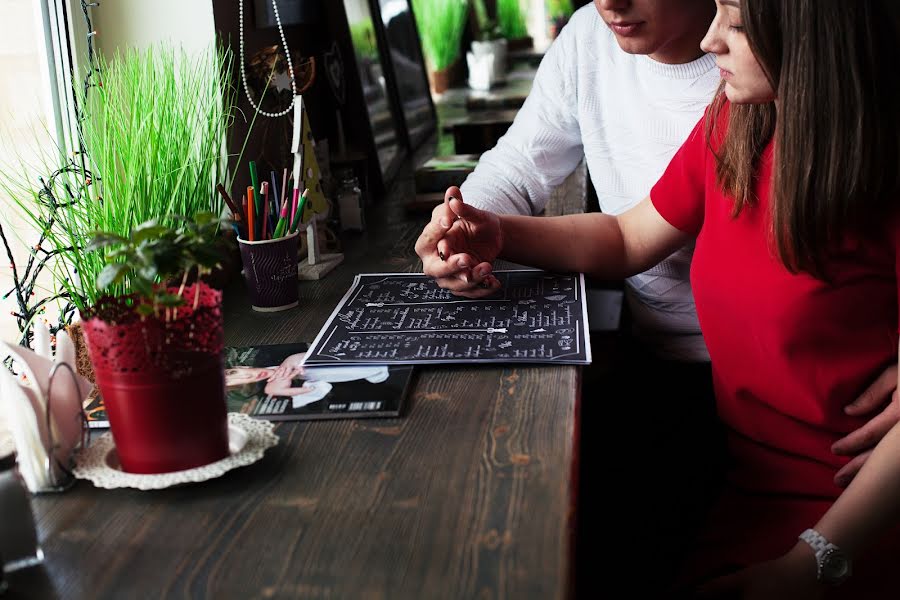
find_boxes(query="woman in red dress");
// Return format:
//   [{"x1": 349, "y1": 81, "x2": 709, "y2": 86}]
[{"x1": 420, "y1": 0, "x2": 900, "y2": 596}]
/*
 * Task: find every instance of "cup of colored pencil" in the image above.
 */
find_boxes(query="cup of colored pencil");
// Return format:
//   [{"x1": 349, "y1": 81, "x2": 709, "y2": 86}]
[
  {"x1": 237, "y1": 230, "x2": 300, "y2": 312},
  {"x1": 218, "y1": 164, "x2": 311, "y2": 311}
]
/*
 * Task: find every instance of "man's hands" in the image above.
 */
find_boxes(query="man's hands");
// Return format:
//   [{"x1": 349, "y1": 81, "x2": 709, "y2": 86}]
[
  {"x1": 414, "y1": 186, "x2": 503, "y2": 298},
  {"x1": 832, "y1": 364, "x2": 900, "y2": 487}
]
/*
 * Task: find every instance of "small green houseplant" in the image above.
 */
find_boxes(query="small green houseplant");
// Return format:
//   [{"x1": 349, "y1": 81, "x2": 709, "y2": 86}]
[
  {"x1": 80, "y1": 213, "x2": 233, "y2": 474},
  {"x1": 468, "y1": 0, "x2": 508, "y2": 90},
  {"x1": 412, "y1": 0, "x2": 469, "y2": 93},
  {"x1": 497, "y1": 0, "x2": 532, "y2": 50}
]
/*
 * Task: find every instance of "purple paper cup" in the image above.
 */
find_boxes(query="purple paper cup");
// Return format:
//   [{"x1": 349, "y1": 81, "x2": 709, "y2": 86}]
[{"x1": 238, "y1": 231, "x2": 300, "y2": 312}]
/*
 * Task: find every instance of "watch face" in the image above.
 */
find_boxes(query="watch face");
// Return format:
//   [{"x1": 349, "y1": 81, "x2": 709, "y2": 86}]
[{"x1": 822, "y1": 548, "x2": 851, "y2": 583}]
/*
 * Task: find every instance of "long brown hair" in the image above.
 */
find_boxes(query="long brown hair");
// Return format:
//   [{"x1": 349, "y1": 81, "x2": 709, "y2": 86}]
[{"x1": 706, "y1": 0, "x2": 900, "y2": 278}]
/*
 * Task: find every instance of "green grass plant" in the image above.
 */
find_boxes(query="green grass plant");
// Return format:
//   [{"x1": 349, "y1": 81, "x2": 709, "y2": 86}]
[
  {"x1": 412, "y1": 0, "x2": 469, "y2": 71},
  {"x1": 546, "y1": 0, "x2": 574, "y2": 20},
  {"x1": 349, "y1": 20, "x2": 379, "y2": 60},
  {"x1": 0, "y1": 44, "x2": 236, "y2": 311},
  {"x1": 497, "y1": 0, "x2": 528, "y2": 40}
]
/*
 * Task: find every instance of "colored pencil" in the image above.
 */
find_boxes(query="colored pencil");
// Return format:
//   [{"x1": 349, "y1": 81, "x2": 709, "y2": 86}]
[
  {"x1": 273, "y1": 199, "x2": 290, "y2": 238},
  {"x1": 260, "y1": 181, "x2": 270, "y2": 240},
  {"x1": 270, "y1": 171, "x2": 279, "y2": 216},
  {"x1": 249, "y1": 161, "x2": 261, "y2": 232},
  {"x1": 241, "y1": 193, "x2": 248, "y2": 238},
  {"x1": 216, "y1": 183, "x2": 242, "y2": 220},
  {"x1": 289, "y1": 188, "x2": 310, "y2": 233},
  {"x1": 290, "y1": 186, "x2": 300, "y2": 225},
  {"x1": 246, "y1": 186, "x2": 255, "y2": 242}
]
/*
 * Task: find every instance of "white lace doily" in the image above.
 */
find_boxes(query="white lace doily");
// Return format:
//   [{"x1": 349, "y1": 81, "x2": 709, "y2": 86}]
[{"x1": 73, "y1": 413, "x2": 278, "y2": 490}]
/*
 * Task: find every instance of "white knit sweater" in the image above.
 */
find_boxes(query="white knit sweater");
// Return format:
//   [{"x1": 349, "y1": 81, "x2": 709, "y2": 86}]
[{"x1": 460, "y1": 5, "x2": 720, "y2": 362}]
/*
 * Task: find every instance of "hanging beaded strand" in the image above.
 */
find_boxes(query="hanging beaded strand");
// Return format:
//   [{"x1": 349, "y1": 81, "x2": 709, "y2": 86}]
[{"x1": 238, "y1": 0, "x2": 297, "y2": 118}]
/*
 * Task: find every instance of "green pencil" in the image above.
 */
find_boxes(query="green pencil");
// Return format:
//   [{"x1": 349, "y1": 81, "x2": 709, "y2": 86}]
[
  {"x1": 249, "y1": 161, "x2": 262, "y2": 237},
  {"x1": 289, "y1": 188, "x2": 310, "y2": 233},
  {"x1": 273, "y1": 199, "x2": 289, "y2": 238}
]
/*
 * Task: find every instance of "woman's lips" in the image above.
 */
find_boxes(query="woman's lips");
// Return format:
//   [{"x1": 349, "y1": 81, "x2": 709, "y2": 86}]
[
  {"x1": 719, "y1": 67, "x2": 734, "y2": 80},
  {"x1": 609, "y1": 22, "x2": 643, "y2": 36}
]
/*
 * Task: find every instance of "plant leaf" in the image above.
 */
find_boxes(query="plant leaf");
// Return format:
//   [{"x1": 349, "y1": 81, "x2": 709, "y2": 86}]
[
  {"x1": 132, "y1": 225, "x2": 169, "y2": 244},
  {"x1": 97, "y1": 263, "x2": 128, "y2": 291},
  {"x1": 136, "y1": 304, "x2": 155, "y2": 316},
  {"x1": 85, "y1": 232, "x2": 128, "y2": 253},
  {"x1": 138, "y1": 263, "x2": 158, "y2": 281}
]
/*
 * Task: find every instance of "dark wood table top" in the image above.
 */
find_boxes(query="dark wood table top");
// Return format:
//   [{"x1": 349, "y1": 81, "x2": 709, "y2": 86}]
[{"x1": 7, "y1": 149, "x2": 584, "y2": 600}]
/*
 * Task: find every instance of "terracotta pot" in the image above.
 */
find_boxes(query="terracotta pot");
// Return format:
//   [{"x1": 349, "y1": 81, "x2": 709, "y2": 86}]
[
  {"x1": 428, "y1": 59, "x2": 463, "y2": 95},
  {"x1": 80, "y1": 283, "x2": 229, "y2": 474}
]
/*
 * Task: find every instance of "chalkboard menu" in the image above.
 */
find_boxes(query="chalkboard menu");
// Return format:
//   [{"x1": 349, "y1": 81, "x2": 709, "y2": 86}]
[{"x1": 304, "y1": 271, "x2": 592, "y2": 365}]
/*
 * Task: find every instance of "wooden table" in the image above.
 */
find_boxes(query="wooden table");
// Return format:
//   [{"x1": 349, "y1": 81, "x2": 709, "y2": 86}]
[{"x1": 7, "y1": 149, "x2": 586, "y2": 600}]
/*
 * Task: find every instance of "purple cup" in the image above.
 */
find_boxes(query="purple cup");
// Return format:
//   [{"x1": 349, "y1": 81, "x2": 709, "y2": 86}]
[{"x1": 237, "y1": 231, "x2": 300, "y2": 312}]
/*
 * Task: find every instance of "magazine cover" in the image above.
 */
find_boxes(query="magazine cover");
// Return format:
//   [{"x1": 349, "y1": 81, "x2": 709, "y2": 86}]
[
  {"x1": 82, "y1": 342, "x2": 413, "y2": 427},
  {"x1": 224, "y1": 343, "x2": 413, "y2": 421}
]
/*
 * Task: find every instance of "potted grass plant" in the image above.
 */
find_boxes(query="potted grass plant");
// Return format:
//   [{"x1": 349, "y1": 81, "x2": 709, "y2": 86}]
[
  {"x1": 81, "y1": 214, "x2": 231, "y2": 474},
  {"x1": 412, "y1": 0, "x2": 469, "y2": 94},
  {"x1": 0, "y1": 43, "x2": 237, "y2": 370},
  {"x1": 497, "y1": 0, "x2": 532, "y2": 51},
  {"x1": 2, "y1": 44, "x2": 236, "y2": 310}
]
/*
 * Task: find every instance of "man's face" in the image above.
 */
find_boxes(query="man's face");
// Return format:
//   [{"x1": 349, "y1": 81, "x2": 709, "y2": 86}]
[{"x1": 594, "y1": 0, "x2": 716, "y2": 64}]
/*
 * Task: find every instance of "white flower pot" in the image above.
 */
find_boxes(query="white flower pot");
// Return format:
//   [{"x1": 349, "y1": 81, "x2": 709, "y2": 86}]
[{"x1": 468, "y1": 38, "x2": 507, "y2": 89}]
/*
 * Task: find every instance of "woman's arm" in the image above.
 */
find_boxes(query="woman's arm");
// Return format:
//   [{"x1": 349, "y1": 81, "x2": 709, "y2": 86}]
[
  {"x1": 419, "y1": 194, "x2": 691, "y2": 297},
  {"x1": 807, "y1": 349, "x2": 900, "y2": 557},
  {"x1": 497, "y1": 196, "x2": 692, "y2": 279}
]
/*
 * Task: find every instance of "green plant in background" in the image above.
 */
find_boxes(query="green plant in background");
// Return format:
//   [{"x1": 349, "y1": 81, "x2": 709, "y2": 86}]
[
  {"x1": 0, "y1": 44, "x2": 236, "y2": 311},
  {"x1": 546, "y1": 0, "x2": 574, "y2": 20},
  {"x1": 411, "y1": 0, "x2": 469, "y2": 71},
  {"x1": 471, "y1": 0, "x2": 502, "y2": 41},
  {"x1": 86, "y1": 213, "x2": 229, "y2": 317},
  {"x1": 349, "y1": 20, "x2": 379, "y2": 60},
  {"x1": 497, "y1": 0, "x2": 528, "y2": 40}
]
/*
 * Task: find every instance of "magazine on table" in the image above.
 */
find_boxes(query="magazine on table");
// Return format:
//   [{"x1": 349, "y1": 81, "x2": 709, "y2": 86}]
[
  {"x1": 83, "y1": 342, "x2": 413, "y2": 427},
  {"x1": 224, "y1": 342, "x2": 413, "y2": 421}
]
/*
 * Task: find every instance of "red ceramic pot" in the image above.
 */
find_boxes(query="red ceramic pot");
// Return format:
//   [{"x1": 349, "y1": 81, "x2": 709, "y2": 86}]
[{"x1": 81, "y1": 283, "x2": 229, "y2": 474}]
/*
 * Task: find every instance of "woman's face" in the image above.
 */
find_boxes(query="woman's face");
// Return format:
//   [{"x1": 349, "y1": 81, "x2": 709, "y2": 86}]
[
  {"x1": 701, "y1": 0, "x2": 775, "y2": 103},
  {"x1": 225, "y1": 366, "x2": 273, "y2": 386},
  {"x1": 594, "y1": 0, "x2": 716, "y2": 64}
]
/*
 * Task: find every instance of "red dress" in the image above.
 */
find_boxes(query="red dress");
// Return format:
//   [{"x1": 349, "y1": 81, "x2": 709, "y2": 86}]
[{"x1": 650, "y1": 107, "x2": 900, "y2": 595}]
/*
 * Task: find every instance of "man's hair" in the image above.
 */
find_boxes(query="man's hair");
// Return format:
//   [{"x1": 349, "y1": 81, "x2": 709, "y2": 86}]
[{"x1": 706, "y1": 0, "x2": 900, "y2": 278}]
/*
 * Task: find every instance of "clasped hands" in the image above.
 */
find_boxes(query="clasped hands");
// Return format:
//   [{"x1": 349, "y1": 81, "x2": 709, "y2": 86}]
[{"x1": 414, "y1": 186, "x2": 504, "y2": 299}]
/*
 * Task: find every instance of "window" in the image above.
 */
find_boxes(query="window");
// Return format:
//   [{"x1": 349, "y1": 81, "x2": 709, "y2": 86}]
[{"x1": 0, "y1": 0, "x2": 74, "y2": 343}]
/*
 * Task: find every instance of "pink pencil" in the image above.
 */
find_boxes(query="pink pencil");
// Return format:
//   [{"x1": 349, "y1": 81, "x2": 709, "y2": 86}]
[{"x1": 290, "y1": 186, "x2": 300, "y2": 225}]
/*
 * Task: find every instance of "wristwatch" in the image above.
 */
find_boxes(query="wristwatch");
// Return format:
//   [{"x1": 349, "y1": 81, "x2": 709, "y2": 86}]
[{"x1": 799, "y1": 528, "x2": 852, "y2": 585}]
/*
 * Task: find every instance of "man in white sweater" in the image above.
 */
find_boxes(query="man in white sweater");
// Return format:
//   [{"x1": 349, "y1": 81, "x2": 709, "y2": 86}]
[
  {"x1": 416, "y1": 0, "x2": 899, "y2": 489},
  {"x1": 424, "y1": 1, "x2": 719, "y2": 362}
]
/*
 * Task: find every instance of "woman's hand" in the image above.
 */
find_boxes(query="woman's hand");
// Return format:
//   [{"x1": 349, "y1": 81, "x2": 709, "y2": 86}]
[
  {"x1": 832, "y1": 364, "x2": 900, "y2": 487},
  {"x1": 696, "y1": 544, "x2": 821, "y2": 600}
]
